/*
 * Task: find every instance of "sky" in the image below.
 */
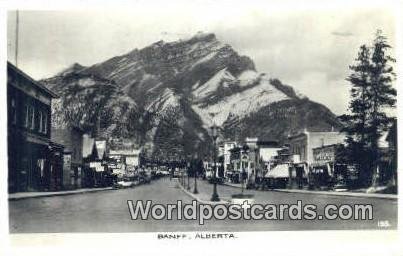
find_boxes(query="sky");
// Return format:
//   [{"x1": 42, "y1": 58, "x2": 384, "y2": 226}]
[{"x1": 6, "y1": 2, "x2": 397, "y2": 115}]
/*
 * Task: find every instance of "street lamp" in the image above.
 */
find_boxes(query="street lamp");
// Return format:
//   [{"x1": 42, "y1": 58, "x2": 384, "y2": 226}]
[
  {"x1": 240, "y1": 145, "x2": 249, "y2": 194},
  {"x1": 210, "y1": 125, "x2": 220, "y2": 202},
  {"x1": 193, "y1": 154, "x2": 199, "y2": 194},
  {"x1": 186, "y1": 154, "x2": 191, "y2": 190},
  {"x1": 180, "y1": 159, "x2": 185, "y2": 187}
]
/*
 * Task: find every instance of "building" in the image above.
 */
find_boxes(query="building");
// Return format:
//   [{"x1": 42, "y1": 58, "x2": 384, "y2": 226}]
[
  {"x1": 385, "y1": 119, "x2": 397, "y2": 187},
  {"x1": 258, "y1": 141, "x2": 282, "y2": 163},
  {"x1": 109, "y1": 148, "x2": 140, "y2": 176},
  {"x1": 95, "y1": 140, "x2": 107, "y2": 160},
  {"x1": 222, "y1": 141, "x2": 237, "y2": 176},
  {"x1": 7, "y1": 62, "x2": 62, "y2": 192},
  {"x1": 51, "y1": 126, "x2": 85, "y2": 189},
  {"x1": 256, "y1": 140, "x2": 283, "y2": 178},
  {"x1": 287, "y1": 129, "x2": 346, "y2": 188},
  {"x1": 375, "y1": 120, "x2": 398, "y2": 187},
  {"x1": 83, "y1": 138, "x2": 109, "y2": 187},
  {"x1": 311, "y1": 144, "x2": 351, "y2": 188},
  {"x1": 230, "y1": 144, "x2": 257, "y2": 185},
  {"x1": 224, "y1": 138, "x2": 282, "y2": 185},
  {"x1": 82, "y1": 134, "x2": 96, "y2": 159}
]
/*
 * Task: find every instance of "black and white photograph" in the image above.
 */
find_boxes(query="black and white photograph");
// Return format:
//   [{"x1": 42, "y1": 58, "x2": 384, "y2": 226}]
[{"x1": 1, "y1": 0, "x2": 402, "y2": 255}]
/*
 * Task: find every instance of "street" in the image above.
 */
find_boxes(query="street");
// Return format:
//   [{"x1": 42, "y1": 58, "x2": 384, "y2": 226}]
[{"x1": 9, "y1": 178, "x2": 397, "y2": 233}]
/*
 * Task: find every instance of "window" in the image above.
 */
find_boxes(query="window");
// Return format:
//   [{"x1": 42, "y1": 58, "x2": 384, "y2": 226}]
[
  {"x1": 29, "y1": 106, "x2": 35, "y2": 130},
  {"x1": 10, "y1": 98, "x2": 17, "y2": 125},
  {"x1": 24, "y1": 105, "x2": 29, "y2": 128},
  {"x1": 38, "y1": 111, "x2": 43, "y2": 132},
  {"x1": 43, "y1": 113, "x2": 47, "y2": 134},
  {"x1": 38, "y1": 110, "x2": 47, "y2": 134}
]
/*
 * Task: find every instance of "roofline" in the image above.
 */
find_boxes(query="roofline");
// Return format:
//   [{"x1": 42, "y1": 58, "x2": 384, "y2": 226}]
[
  {"x1": 312, "y1": 143, "x2": 342, "y2": 150},
  {"x1": 7, "y1": 61, "x2": 59, "y2": 98},
  {"x1": 288, "y1": 131, "x2": 342, "y2": 139},
  {"x1": 49, "y1": 141, "x2": 65, "y2": 148},
  {"x1": 52, "y1": 125, "x2": 85, "y2": 133}
]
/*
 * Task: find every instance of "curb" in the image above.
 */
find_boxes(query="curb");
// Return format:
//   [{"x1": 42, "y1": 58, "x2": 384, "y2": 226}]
[
  {"x1": 273, "y1": 189, "x2": 398, "y2": 200},
  {"x1": 222, "y1": 182, "x2": 397, "y2": 200},
  {"x1": 8, "y1": 187, "x2": 114, "y2": 201},
  {"x1": 177, "y1": 181, "x2": 230, "y2": 205},
  {"x1": 222, "y1": 182, "x2": 243, "y2": 189}
]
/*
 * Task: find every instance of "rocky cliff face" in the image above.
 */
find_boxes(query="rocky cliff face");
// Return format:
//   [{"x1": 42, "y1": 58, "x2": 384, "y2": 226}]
[{"x1": 42, "y1": 32, "x2": 341, "y2": 159}]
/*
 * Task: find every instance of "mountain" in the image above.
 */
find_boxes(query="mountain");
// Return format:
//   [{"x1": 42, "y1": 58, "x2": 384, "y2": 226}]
[
  {"x1": 42, "y1": 32, "x2": 342, "y2": 159},
  {"x1": 42, "y1": 69, "x2": 138, "y2": 138}
]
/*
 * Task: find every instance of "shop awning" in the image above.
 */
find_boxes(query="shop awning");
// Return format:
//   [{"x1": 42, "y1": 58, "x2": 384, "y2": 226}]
[{"x1": 265, "y1": 164, "x2": 289, "y2": 178}]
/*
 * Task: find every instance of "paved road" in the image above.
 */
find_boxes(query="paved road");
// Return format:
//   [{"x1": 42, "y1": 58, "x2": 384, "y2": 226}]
[
  {"x1": 9, "y1": 178, "x2": 397, "y2": 233},
  {"x1": 192, "y1": 178, "x2": 397, "y2": 230}
]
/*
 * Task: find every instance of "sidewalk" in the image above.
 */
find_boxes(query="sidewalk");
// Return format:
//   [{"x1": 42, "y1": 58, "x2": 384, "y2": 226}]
[
  {"x1": 223, "y1": 182, "x2": 397, "y2": 200},
  {"x1": 176, "y1": 178, "x2": 230, "y2": 205},
  {"x1": 8, "y1": 187, "x2": 113, "y2": 201}
]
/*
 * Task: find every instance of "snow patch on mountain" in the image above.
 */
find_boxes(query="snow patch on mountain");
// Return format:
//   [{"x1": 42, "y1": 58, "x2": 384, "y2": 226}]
[
  {"x1": 147, "y1": 88, "x2": 181, "y2": 112},
  {"x1": 192, "y1": 81, "x2": 200, "y2": 90},
  {"x1": 193, "y1": 68, "x2": 235, "y2": 100},
  {"x1": 190, "y1": 51, "x2": 218, "y2": 68},
  {"x1": 192, "y1": 77, "x2": 290, "y2": 127},
  {"x1": 78, "y1": 78, "x2": 96, "y2": 87},
  {"x1": 238, "y1": 70, "x2": 260, "y2": 87},
  {"x1": 109, "y1": 60, "x2": 142, "y2": 80}
]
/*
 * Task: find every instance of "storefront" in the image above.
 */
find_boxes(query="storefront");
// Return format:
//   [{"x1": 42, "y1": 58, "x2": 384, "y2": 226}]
[
  {"x1": 288, "y1": 162, "x2": 308, "y2": 189},
  {"x1": 265, "y1": 164, "x2": 289, "y2": 188},
  {"x1": 311, "y1": 144, "x2": 358, "y2": 189},
  {"x1": 311, "y1": 145, "x2": 336, "y2": 189},
  {"x1": 8, "y1": 137, "x2": 64, "y2": 192},
  {"x1": 309, "y1": 163, "x2": 332, "y2": 189}
]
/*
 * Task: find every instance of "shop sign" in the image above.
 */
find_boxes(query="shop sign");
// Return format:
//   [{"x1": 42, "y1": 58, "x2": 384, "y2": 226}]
[
  {"x1": 313, "y1": 147, "x2": 335, "y2": 164},
  {"x1": 90, "y1": 162, "x2": 104, "y2": 172},
  {"x1": 108, "y1": 163, "x2": 117, "y2": 169},
  {"x1": 95, "y1": 165, "x2": 104, "y2": 172}
]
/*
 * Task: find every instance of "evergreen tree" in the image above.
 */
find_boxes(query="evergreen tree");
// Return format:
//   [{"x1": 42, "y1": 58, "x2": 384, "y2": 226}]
[
  {"x1": 339, "y1": 45, "x2": 372, "y2": 184},
  {"x1": 339, "y1": 30, "x2": 396, "y2": 187},
  {"x1": 367, "y1": 30, "x2": 396, "y2": 180}
]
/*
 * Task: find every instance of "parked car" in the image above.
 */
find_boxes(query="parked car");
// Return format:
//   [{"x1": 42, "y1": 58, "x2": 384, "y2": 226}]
[
  {"x1": 333, "y1": 183, "x2": 348, "y2": 192},
  {"x1": 173, "y1": 170, "x2": 181, "y2": 178},
  {"x1": 155, "y1": 169, "x2": 170, "y2": 178},
  {"x1": 115, "y1": 178, "x2": 134, "y2": 189},
  {"x1": 161, "y1": 170, "x2": 170, "y2": 176}
]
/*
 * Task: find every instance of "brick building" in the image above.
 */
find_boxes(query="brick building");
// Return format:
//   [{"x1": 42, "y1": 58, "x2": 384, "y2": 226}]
[{"x1": 7, "y1": 62, "x2": 63, "y2": 192}]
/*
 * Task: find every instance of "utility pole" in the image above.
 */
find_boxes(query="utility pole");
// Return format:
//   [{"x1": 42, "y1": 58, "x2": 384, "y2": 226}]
[{"x1": 15, "y1": 10, "x2": 19, "y2": 67}]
